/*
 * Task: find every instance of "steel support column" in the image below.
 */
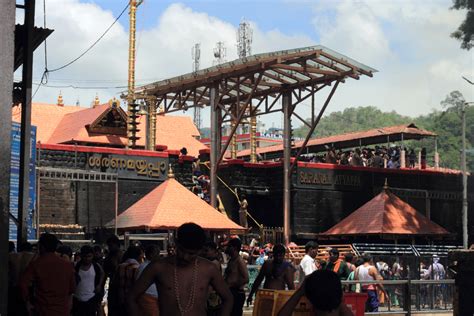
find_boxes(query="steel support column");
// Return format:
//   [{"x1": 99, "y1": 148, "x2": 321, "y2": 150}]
[
  {"x1": 0, "y1": 0, "x2": 15, "y2": 312},
  {"x1": 283, "y1": 91, "x2": 292, "y2": 244},
  {"x1": 18, "y1": 0, "x2": 35, "y2": 246},
  {"x1": 461, "y1": 101, "x2": 468, "y2": 248},
  {"x1": 210, "y1": 83, "x2": 219, "y2": 208}
]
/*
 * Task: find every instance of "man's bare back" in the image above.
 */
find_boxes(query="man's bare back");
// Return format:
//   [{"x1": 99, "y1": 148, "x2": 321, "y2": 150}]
[
  {"x1": 129, "y1": 255, "x2": 232, "y2": 316},
  {"x1": 261, "y1": 260, "x2": 295, "y2": 290},
  {"x1": 224, "y1": 256, "x2": 248, "y2": 291},
  {"x1": 128, "y1": 223, "x2": 233, "y2": 316}
]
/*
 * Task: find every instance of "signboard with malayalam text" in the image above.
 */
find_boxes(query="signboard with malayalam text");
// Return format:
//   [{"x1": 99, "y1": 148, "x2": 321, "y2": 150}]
[
  {"x1": 86, "y1": 153, "x2": 168, "y2": 181},
  {"x1": 9, "y1": 122, "x2": 37, "y2": 241}
]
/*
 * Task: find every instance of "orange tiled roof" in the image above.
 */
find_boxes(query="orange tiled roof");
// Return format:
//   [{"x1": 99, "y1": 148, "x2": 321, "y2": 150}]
[
  {"x1": 322, "y1": 189, "x2": 449, "y2": 236},
  {"x1": 47, "y1": 104, "x2": 126, "y2": 145},
  {"x1": 115, "y1": 178, "x2": 245, "y2": 231},
  {"x1": 12, "y1": 103, "x2": 84, "y2": 143},
  {"x1": 135, "y1": 115, "x2": 206, "y2": 156},
  {"x1": 12, "y1": 103, "x2": 207, "y2": 157},
  {"x1": 237, "y1": 123, "x2": 436, "y2": 157}
]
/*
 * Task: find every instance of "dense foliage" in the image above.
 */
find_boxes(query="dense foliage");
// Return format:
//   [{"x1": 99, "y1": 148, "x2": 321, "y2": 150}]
[
  {"x1": 293, "y1": 105, "x2": 474, "y2": 171},
  {"x1": 450, "y1": 0, "x2": 474, "y2": 50}
]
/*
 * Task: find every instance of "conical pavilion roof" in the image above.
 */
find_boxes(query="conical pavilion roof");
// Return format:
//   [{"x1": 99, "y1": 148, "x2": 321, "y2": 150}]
[
  {"x1": 322, "y1": 189, "x2": 449, "y2": 236},
  {"x1": 115, "y1": 178, "x2": 245, "y2": 231}
]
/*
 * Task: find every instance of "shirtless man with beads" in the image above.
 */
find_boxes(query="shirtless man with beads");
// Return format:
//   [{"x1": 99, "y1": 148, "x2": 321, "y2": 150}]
[{"x1": 127, "y1": 223, "x2": 233, "y2": 316}]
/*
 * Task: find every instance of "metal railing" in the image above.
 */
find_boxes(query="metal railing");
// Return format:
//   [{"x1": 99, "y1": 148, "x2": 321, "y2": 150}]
[{"x1": 341, "y1": 279, "x2": 455, "y2": 315}]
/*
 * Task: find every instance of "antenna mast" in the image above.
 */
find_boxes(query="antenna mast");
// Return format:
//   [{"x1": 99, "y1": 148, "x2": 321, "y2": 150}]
[
  {"x1": 235, "y1": 20, "x2": 255, "y2": 161},
  {"x1": 192, "y1": 43, "x2": 201, "y2": 130},
  {"x1": 237, "y1": 20, "x2": 252, "y2": 58},
  {"x1": 213, "y1": 41, "x2": 227, "y2": 65}
]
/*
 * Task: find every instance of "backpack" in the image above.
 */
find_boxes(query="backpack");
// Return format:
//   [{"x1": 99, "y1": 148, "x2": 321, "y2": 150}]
[{"x1": 431, "y1": 263, "x2": 444, "y2": 280}]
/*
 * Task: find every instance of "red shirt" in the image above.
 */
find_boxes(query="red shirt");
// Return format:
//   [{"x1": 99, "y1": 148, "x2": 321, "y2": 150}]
[{"x1": 20, "y1": 252, "x2": 76, "y2": 316}]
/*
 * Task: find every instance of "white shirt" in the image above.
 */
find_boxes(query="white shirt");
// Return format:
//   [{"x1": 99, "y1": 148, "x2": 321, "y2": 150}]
[
  {"x1": 75, "y1": 265, "x2": 96, "y2": 302},
  {"x1": 137, "y1": 260, "x2": 158, "y2": 298},
  {"x1": 299, "y1": 254, "x2": 316, "y2": 278}
]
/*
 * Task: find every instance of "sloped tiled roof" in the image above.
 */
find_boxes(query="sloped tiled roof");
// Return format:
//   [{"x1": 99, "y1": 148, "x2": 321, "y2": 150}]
[
  {"x1": 322, "y1": 189, "x2": 449, "y2": 236},
  {"x1": 12, "y1": 103, "x2": 84, "y2": 143},
  {"x1": 48, "y1": 104, "x2": 124, "y2": 145},
  {"x1": 135, "y1": 115, "x2": 206, "y2": 156},
  {"x1": 115, "y1": 178, "x2": 245, "y2": 231},
  {"x1": 12, "y1": 103, "x2": 207, "y2": 157},
  {"x1": 237, "y1": 123, "x2": 436, "y2": 157}
]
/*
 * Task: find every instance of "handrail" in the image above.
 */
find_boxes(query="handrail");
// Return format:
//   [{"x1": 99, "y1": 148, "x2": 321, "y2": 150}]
[
  {"x1": 341, "y1": 279, "x2": 455, "y2": 285},
  {"x1": 200, "y1": 161, "x2": 264, "y2": 229}
]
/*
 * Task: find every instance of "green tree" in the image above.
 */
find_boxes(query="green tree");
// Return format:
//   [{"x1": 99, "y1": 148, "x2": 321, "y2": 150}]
[
  {"x1": 450, "y1": 0, "x2": 474, "y2": 50},
  {"x1": 291, "y1": 101, "x2": 473, "y2": 171}
]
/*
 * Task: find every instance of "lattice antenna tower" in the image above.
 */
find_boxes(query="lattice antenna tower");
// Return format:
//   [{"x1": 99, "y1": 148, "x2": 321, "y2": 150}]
[
  {"x1": 192, "y1": 43, "x2": 202, "y2": 130},
  {"x1": 192, "y1": 43, "x2": 201, "y2": 73},
  {"x1": 237, "y1": 20, "x2": 252, "y2": 58},
  {"x1": 213, "y1": 41, "x2": 227, "y2": 65}
]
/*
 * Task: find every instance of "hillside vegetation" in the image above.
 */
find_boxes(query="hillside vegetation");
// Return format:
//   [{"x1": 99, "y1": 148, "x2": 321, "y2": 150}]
[{"x1": 293, "y1": 106, "x2": 474, "y2": 170}]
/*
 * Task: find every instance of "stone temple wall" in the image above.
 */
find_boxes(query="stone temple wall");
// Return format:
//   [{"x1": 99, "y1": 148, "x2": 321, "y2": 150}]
[{"x1": 37, "y1": 146, "x2": 194, "y2": 238}]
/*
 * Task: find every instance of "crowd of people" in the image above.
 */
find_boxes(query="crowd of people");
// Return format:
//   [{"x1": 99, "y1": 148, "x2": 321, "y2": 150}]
[
  {"x1": 299, "y1": 145, "x2": 428, "y2": 169},
  {"x1": 7, "y1": 225, "x2": 450, "y2": 316}
]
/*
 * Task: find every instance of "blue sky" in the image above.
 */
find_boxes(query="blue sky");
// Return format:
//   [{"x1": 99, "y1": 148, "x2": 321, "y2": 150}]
[
  {"x1": 28, "y1": 0, "x2": 473, "y2": 128},
  {"x1": 99, "y1": 0, "x2": 318, "y2": 35}
]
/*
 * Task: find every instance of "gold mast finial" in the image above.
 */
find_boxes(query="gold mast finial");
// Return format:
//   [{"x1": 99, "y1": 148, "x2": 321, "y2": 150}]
[
  {"x1": 57, "y1": 91, "x2": 64, "y2": 106},
  {"x1": 93, "y1": 94, "x2": 100, "y2": 107},
  {"x1": 168, "y1": 164, "x2": 175, "y2": 179}
]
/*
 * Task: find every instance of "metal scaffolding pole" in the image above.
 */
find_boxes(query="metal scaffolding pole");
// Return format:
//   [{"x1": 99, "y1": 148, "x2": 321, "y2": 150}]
[
  {"x1": 18, "y1": 0, "x2": 35, "y2": 246},
  {"x1": 210, "y1": 83, "x2": 219, "y2": 208},
  {"x1": 283, "y1": 91, "x2": 292, "y2": 244}
]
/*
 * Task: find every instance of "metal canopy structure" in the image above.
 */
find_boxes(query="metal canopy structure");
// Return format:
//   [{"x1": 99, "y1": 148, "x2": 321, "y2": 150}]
[
  {"x1": 136, "y1": 45, "x2": 375, "y2": 112},
  {"x1": 134, "y1": 45, "x2": 376, "y2": 243}
]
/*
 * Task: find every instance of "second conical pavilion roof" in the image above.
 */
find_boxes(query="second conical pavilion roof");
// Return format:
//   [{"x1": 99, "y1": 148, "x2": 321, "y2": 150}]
[{"x1": 322, "y1": 190, "x2": 449, "y2": 236}]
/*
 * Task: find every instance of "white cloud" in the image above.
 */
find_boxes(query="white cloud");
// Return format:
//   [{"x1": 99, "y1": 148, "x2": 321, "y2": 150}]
[
  {"x1": 27, "y1": 0, "x2": 472, "y2": 130},
  {"x1": 29, "y1": 1, "x2": 314, "y2": 125},
  {"x1": 306, "y1": 0, "x2": 473, "y2": 118}
]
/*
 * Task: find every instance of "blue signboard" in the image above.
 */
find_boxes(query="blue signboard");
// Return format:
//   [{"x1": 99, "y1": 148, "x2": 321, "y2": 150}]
[{"x1": 9, "y1": 122, "x2": 37, "y2": 241}]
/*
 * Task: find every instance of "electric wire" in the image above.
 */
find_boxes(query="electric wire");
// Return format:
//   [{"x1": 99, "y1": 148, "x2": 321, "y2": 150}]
[
  {"x1": 33, "y1": 1, "x2": 129, "y2": 99},
  {"x1": 48, "y1": 2, "x2": 130, "y2": 73}
]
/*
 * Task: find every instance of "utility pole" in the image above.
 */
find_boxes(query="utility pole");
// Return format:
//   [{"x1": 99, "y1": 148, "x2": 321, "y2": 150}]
[
  {"x1": 461, "y1": 100, "x2": 468, "y2": 248},
  {"x1": 461, "y1": 76, "x2": 472, "y2": 249}
]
